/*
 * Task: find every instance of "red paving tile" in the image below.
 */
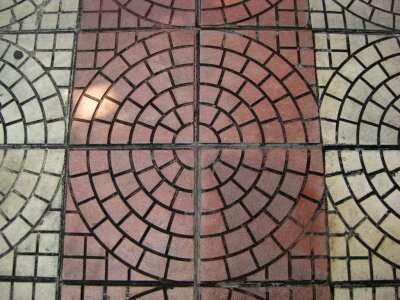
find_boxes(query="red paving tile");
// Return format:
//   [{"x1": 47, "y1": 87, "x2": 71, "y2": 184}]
[
  {"x1": 81, "y1": 0, "x2": 196, "y2": 28},
  {"x1": 200, "y1": 148, "x2": 326, "y2": 281},
  {"x1": 201, "y1": 0, "x2": 309, "y2": 26},
  {"x1": 199, "y1": 30, "x2": 319, "y2": 144},
  {"x1": 64, "y1": 11, "x2": 326, "y2": 295},
  {"x1": 71, "y1": 30, "x2": 195, "y2": 145}
]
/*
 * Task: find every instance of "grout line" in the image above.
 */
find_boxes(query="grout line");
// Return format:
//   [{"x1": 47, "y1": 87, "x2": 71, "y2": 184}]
[{"x1": 193, "y1": 28, "x2": 201, "y2": 300}]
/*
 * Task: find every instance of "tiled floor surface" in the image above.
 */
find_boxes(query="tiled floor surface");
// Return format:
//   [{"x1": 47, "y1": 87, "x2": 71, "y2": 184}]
[{"x1": 0, "y1": 1, "x2": 399, "y2": 299}]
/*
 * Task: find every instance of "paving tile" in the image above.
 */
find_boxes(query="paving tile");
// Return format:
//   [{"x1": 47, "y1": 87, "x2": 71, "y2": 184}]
[
  {"x1": 200, "y1": 0, "x2": 309, "y2": 27},
  {"x1": 326, "y1": 150, "x2": 400, "y2": 282},
  {"x1": 0, "y1": 281, "x2": 57, "y2": 300},
  {"x1": 200, "y1": 148, "x2": 327, "y2": 281},
  {"x1": 333, "y1": 286, "x2": 399, "y2": 300},
  {"x1": 199, "y1": 30, "x2": 319, "y2": 144},
  {"x1": 201, "y1": 286, "x2": 330, "y2": 299},
  {"x1": 0, "y1": 32, "x2": 74, "y2": 144},
  {"x1": 310, "y1": 0, "x2": 400, "y2": 31},
  {"x1": 80, "y1": 0, "x2": 196, "y2": 29},
  {"x1": 70, "y1": 30, "x2": 195, "y2": 145},
  {"x1": 60, "y1": 285, "x2": 193, "y2": 299},
  {"x1": 315, "y1": 34, "x2": 400, "y2": 145},
  {"x1": 0, "y1": 149, "x2": 64, "y2": 279},
  {"x1": 0, "y1": 0, "x2": 79, "y2": 31},
  {"x1": 65, "y1": 149, "x2": 195, "y2": 282}
]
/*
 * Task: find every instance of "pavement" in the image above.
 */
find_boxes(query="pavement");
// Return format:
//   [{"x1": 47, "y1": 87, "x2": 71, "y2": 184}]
[{"x1": 0, "y1": 0, "x2": 399, "y2": 299}]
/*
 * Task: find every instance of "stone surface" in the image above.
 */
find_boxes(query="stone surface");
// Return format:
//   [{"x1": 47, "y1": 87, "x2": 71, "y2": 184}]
[
  {"x1": 310, "y1": 0, "x2": 400, "y2": 31},
  {"x1": 1, "y1": 1, "x2": 399, "y2": 299},
  {"x1": 0, "y1": 0, "x2": 79, "y2": 31},
  {"x1": 0, "y1": 33, "x2": 74, "y2": 145}
]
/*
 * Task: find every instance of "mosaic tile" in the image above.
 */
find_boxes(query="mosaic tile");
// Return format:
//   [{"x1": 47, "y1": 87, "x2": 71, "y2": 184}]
[
  {"x1": 71, "y1": 29, "x2": 318, "y2": 146},
  {"x1": 200, "y1": 148, "x2": 327, "y2": 281},
  {"x1": 80, "y1": 0, "x2": 196, "y2": 29},
  {"x1": 199, "y1": 30, "x2": 319, "y2": 144},
  {"x1": 310, "y1": 0, "x2": 400, "y2": 31},
  {"x1": 0, "y1": 149, "x2": 64, "y2": 280},
  {"x1": 0, "y1": 281, "x2": 57, "y2": 300},
  {"x1": 65, "y1": 149, "x2": 194, "y2": 282},
  {"x1": 316, "y1": 34, "x2": 400, "y2": 146},
  {"x1": 201, "y1": 0, "x2": 309, "y2": 27},
  {"x1": 0, "y1": 32, "x2": 74, "y2": 144},
  {"x1": 0, "y1": 0, "x2": 79, "y2": 31},
  {"x1": 326, "y1": 149, "x2": 400, "y2": 282},
  {"x1": 70, "y1": 30, "x2": 195, "y2": 145}
]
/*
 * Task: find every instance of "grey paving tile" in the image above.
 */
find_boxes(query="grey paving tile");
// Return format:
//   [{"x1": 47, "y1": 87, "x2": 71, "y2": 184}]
[
  {"x1": 0, "y1": 32, "x2": 75, "y2": 144},
  {"x1": 0, "y1": 0, "x2": 79, "y2": 31},
  {"x1": 310, "y1": 0, "x2": 400, "y2": 31}
]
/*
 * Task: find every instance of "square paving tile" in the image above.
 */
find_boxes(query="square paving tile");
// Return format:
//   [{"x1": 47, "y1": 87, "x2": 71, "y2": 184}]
[
  {"x1": 0, "y1": 0, "x2": 79, "y2": 31},
  {"x1": 65, "y1": 149, "x2": 195, "y2": 282},
  {"x1": 326, "y1": 150, "x2": 400, "y2": 283},
  {"x1": 315, "y1": 33, "x2": 400, "y2": 146},
  {"x1": 0, "y1": 32, "x2": 74, "y2": 144},
  {"x1": 310, "y1": 0, "x2": 400, "y2": 31},
  {"x1": 199, "y1": 30, "x2": 319, "y2": 145},
  {"x1": 0, "y1": 149, "x2": 65, "y2": 280},
  {"x1": 199, "y1": 148, "x2": 327, "y2": 282},
  {"x1": 70, "y1": 30, "x2": 195, "y2": 145}
]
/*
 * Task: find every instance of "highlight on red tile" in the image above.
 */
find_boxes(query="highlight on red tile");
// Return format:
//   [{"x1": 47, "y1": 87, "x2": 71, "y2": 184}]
[
  {"x1": 200, "y1": 148, "x2": 327, "y2": 281},
  {"x1": 201, "y1": 0, "x2": 309, "y2": 26},
  {"x1": 64, "y1": 149, "x2": 194, "y2": 281},
  {"x1": 81, "y1": 0, "x2": 196, "y2": 29},
  {"x1": 199, "y1": 30, "x2": 319, "y2": 144},
  {"x1": 70, "y1": 30, "x2": 195, "y2": 145}
]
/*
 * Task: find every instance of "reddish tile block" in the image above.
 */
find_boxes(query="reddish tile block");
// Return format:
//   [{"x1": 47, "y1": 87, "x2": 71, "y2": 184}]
[
  {"x1": 81, "y1": 0, "x2": 195, "y2": 29},
  {"x1": 65, "y1": 150, "x2": 195, "y2": 282},
  {"x1": 201, "y1": 0, "x2": 309, "y2": 27},
  {"x1": 199, "y1": 30, "x2": 318, "y2": 144},
  {"x1": 200, "y1": 148, "x2": 326, "y2": 281},
  {"x1": 71, "y1": 31, "x2": 195, "y2": 146}
]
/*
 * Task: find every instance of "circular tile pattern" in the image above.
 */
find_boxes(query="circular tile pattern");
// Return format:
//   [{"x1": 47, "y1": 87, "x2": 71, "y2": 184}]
[
  {"x1": 71, "y1": 32, "x2": 194, "y2": 145},
  {"x1": 69, "y1": 150, "x2": 195, "y2": 281},
  {"x1": 0, "y1": 0, "x2": 38, "y2": 28},
  {"x1": 333, "y1": 0, "x2": 400, "y2": 30},
  {"x1": 0, "y1": 149, "x2": 64, "y2": 257},
  {"x1": 113, "y1": 0, "x2": 195, "y2": 26},
  {"x1": 326, "y1": 150, "x2": 400, "y2": 268},
  {"x1": 320, "y1": 37, "x2": 400, "y2": 145},
  {"x1": 200, "y1": 148, "x2": 324, "y2": 280},
  {"x1": 0, "y1": 38, "x2": 66, "y2": 144},
  {"x1": 69, "y1": 31, "x2": 323, "y2": 281},
  {"x1": 200, "y1": 32, "x2": 319, "y2": 144},
  {"x1": 201, "y1": 0, "x2": 283, "y2": 25}
]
